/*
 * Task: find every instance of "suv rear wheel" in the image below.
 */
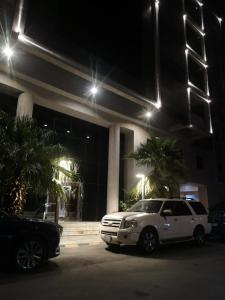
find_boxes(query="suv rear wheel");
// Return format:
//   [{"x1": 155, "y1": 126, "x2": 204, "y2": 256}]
[
  {"x1": 138, "y1": 228, "x2": 158, "y2": 254},
  {"x1": 15, "y1": 238, "x2": 46, "y2": 271},
  {"x1": 194, "y1": 227, "x2": 205, "y2": 247}
]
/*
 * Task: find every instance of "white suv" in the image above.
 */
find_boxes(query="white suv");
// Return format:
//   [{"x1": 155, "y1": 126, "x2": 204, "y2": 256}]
[{"x1": 100, "y1": 199, "x2": 211, "y2": 253}]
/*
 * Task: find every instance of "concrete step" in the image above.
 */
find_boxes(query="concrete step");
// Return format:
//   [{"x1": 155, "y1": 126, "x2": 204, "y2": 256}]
[
  {"x1": 60, "y1": 221, "x2": 100, "y2": 226},
  {"x1": 61, "y1": 225, "x2": 100, "y2": 229},
  {"x1": 62, "y1": 231, "x2": 100, "y2": 236},
  {"x1": 62, "y1": 227, "x2": 100, "y2": 230},
  {"x1": 60, "y1": 234, "x2": 103, "y2": 247},
  {"x1": 59, "y1": 221, "x2": 102, "y2": 247}
]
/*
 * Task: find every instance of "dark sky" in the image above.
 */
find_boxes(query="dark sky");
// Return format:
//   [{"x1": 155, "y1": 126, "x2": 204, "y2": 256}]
[
  {"x1": 25, "y1": 0, "x2": 146, "y2": 76},
  {"x1": 24, "y1": 0, "x2": 225, "y2": 99}
]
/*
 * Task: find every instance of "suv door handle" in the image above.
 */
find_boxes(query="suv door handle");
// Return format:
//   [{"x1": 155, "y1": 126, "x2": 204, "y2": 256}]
[{"x1": 174, "y1": 218, "x2": 178, "y2": 221}]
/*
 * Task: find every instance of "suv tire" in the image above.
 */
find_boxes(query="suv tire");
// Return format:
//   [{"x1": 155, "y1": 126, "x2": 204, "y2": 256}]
[
  {"x1": 138, "y1": 228, "x2": 158, "y2": 254},
  {"x1": 194, "y1": 227, "x2": 205, "y2": 247},
  {"x1": 14, "y1": 238, "x2": 46, "y2": 271}
]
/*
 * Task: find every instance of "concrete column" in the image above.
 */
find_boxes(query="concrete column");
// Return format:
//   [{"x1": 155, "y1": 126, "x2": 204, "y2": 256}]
[
  {"x1": 122, "y1": 125, "x2": 149, "y2": 194},
  {"x1": 124, "y1": 130, "x2": 135, "y2": 192},
  {"x1": 16, "y1": 92, "x2": 33, "y2": 118},
  {"x1": 107, "y1": 125, "x2": 120, "y2": 213}
]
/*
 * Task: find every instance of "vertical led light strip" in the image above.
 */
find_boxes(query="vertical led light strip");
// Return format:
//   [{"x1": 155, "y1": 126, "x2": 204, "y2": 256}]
[
  {"x1": 183, "y1": 0, "x2": 213, "y2": 134},
  {"x1": 200, "y1": 2, "x2": 213, "y2": 133},
  {"x1": 183, "y1": 11, "x2": 192, "y2": 126},
  {"x1": 154, "y1": 0, "x2": 162, "y2": 109},
  {"x1": 13, "y1": 0, "x2": 25, "y2": 34}
]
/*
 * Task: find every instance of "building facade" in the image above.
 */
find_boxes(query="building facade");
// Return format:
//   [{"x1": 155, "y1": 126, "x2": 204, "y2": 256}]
[{"x1": 0, "y1": 0, "x2": 225, "y2": 219}]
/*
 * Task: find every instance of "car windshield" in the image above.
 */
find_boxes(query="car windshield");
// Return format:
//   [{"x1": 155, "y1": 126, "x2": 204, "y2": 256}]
[{"x1": 127, "y1": 200, "x2": 163, "y2": 213}]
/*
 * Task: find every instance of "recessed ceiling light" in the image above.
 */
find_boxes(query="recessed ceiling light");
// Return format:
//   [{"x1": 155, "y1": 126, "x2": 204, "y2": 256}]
[
  {"x1": 146, "y1": 111, "x2": 152, "y2": 118},
  {"x1": 90, "y1": 86, "x2": 98, "y2": 96},
  {"x1": 2, "y1": 44, "x2": 13, "y2": 60}
]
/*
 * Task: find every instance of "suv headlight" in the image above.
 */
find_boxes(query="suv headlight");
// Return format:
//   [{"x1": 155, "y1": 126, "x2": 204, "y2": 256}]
[{"x1": 123, "y1": 219, "x2": 138, "y2": 229}]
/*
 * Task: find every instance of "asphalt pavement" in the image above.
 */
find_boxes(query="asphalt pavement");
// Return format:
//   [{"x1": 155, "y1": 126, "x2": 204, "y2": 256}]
[{"x1": 0, "y1": 241, "x2": 225, "y2": 300}]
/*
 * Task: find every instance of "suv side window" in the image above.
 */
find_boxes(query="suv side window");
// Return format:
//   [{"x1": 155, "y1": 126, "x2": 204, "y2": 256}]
[
  {"x1": 189, "y1": 202, "x2": 207, "y2": 215},
  {"x1": 174, "y1": 201, "x2": 192, "y2": 216},
  {"x1": 161, "y1": 201, "x2": 175, "y2": 216},
  {"x1": 162, "y1": 201, "x2": 192, "y2": 216}
]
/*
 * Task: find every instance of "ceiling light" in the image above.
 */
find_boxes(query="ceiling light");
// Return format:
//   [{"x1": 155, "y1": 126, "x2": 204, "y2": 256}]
[
  {"x1": 2, "y1": 45, "x2": 13, "y2": 60},
  {"x1": 90, "y1": 86, "x2": 98, "y2": 96},
  {"x1": 136, "y1": 174, "x2": 144, "y2": 179},
  {"x1": 146, "y1": 111, "x2": 152, "y2": 118},
  {"x1": 155, "y1": 102, "x2": 162, "y2": 109},
  {"x1": 217, "y1": 16, "x2": 223, "y2": 24}
]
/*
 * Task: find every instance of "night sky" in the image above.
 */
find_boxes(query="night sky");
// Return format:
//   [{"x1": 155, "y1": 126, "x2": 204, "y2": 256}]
[
  {"x1": 25, "y1": 0, "x2": 145, "y2": 78},
  {"x1": 24, "y1": 0, "x2": 225, "y2": 101}
]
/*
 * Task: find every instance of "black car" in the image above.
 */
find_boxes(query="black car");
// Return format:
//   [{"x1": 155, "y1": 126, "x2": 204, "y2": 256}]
[
  {"x1": 208, "y1": 210, "x2": 225, "y2": 242},
  {"x1": 0, "y1": 209, "x2": 62, "y2": 271}
]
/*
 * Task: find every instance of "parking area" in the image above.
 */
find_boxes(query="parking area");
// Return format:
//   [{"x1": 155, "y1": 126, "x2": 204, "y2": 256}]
[{"x1": 0, "y1": 241, "x2": 225, "y2": 300}]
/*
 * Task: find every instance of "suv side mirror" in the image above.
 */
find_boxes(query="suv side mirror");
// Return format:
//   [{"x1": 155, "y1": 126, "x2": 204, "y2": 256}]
[{"x1": 161, "y1": 209, "x2": 173, "y2": 217}]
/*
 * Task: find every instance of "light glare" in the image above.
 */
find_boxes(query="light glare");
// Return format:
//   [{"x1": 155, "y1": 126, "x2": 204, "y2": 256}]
[
  {"x1": 2, "y1": 45, "x2": 13, "y2": 60},
  {"x1": 216, "y1": 16, "x2": 223, "y2": 25},
  {"x1": 136, "y1": 174, "x2": 144, "y2": 179},
  {"x1": 90, "y1": 86, "x2": 98, "y2": 96},
  {"x1": 146, "y1": 111, "x2": 152, "y2": 118}
]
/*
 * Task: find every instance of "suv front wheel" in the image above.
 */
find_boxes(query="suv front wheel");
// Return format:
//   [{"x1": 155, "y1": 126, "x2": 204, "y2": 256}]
[{"x1": 138, "y1": 228, "x2": 158, "y2": 254}]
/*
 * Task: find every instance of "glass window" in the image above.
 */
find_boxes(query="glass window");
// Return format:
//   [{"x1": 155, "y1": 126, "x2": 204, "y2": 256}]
[
  {"x1": 186, "y1": 23, "x2": 204, "y2": 57},
  {"x1": 161, "y1": 201, "x2": 175, "y2": 215},
  {"x1": 190, "y1": 92, "x2": 209, "y2": 132},
  {"x1": 196, "y1": 155, "x2": 204, "y2": 170},
  {"x1": 188, "y1": 55, "x2": 206, "y2": 92},
  {"x1": 162, "y1": 201, "x2": 192, "y2": 216},
  {"x1": 128, "y1": 200, "x2": 163, "y2": 213},
  {"x1": 189, "y1": 202, "x2": 207, "y2": 215},
  {"x1": 185, "y1": 0, "x2": 202, "y2": 27}
]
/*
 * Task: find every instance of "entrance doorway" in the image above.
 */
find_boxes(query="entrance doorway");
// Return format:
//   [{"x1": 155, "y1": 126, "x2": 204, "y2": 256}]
[{"x1": 32, "y1": 105, "x2": 109, "y2": 221}]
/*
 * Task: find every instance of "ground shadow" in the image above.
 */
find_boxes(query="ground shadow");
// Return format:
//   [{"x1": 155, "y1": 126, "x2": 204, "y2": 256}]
[
  {"x1": 0, "y1": 259, "x2": 62, "y2": 285},
  {"x1": 105, "y1": 240, "x2": 225, "y2": 261}
]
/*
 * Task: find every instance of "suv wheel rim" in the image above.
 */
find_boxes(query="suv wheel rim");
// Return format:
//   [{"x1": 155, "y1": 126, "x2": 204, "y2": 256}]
[
  {"x1": 16, "y1": 241, "x2": 43, "y2": 270},
  {"x1": 143, "y1": 232, "x2": 157, "y2": 253}
]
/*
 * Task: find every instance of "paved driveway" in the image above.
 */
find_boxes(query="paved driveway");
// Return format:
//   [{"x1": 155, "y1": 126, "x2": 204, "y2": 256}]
[{"x1": 0, "y1": 241, "x2": 224, "y2": 300}]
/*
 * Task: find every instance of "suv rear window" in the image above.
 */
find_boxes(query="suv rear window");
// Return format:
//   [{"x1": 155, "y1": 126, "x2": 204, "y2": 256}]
[
  {"x1": 162, "y1": 201, "x2": 192, "y2": 216},
  {"x1": 189, "y1": 202, "x2": 207, "y2": 215}
]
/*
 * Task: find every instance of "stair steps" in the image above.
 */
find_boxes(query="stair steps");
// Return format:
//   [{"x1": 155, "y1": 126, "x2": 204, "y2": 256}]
[{"x1": 59, "y1": 221, "x2": 103, "y2": 247}]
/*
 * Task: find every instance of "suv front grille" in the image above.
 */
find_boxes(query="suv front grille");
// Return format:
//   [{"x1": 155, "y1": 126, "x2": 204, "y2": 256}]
[{"x1": 102, "y1": 218, "x2": 122, "y2": 228}]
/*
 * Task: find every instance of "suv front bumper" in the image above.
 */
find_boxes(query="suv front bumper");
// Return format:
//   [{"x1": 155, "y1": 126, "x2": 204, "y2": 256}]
[{"x1": 101, "y1": 228, "x2": 139, "y2": 245}]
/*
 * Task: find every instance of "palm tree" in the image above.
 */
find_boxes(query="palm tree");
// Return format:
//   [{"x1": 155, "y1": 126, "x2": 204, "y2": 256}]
[
  {"x1": 0, "y1": 110, "x2": 78, "y2": 215},
  {"x1": 129, "y1": 137, "x2": 187, "y2": 199}
]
